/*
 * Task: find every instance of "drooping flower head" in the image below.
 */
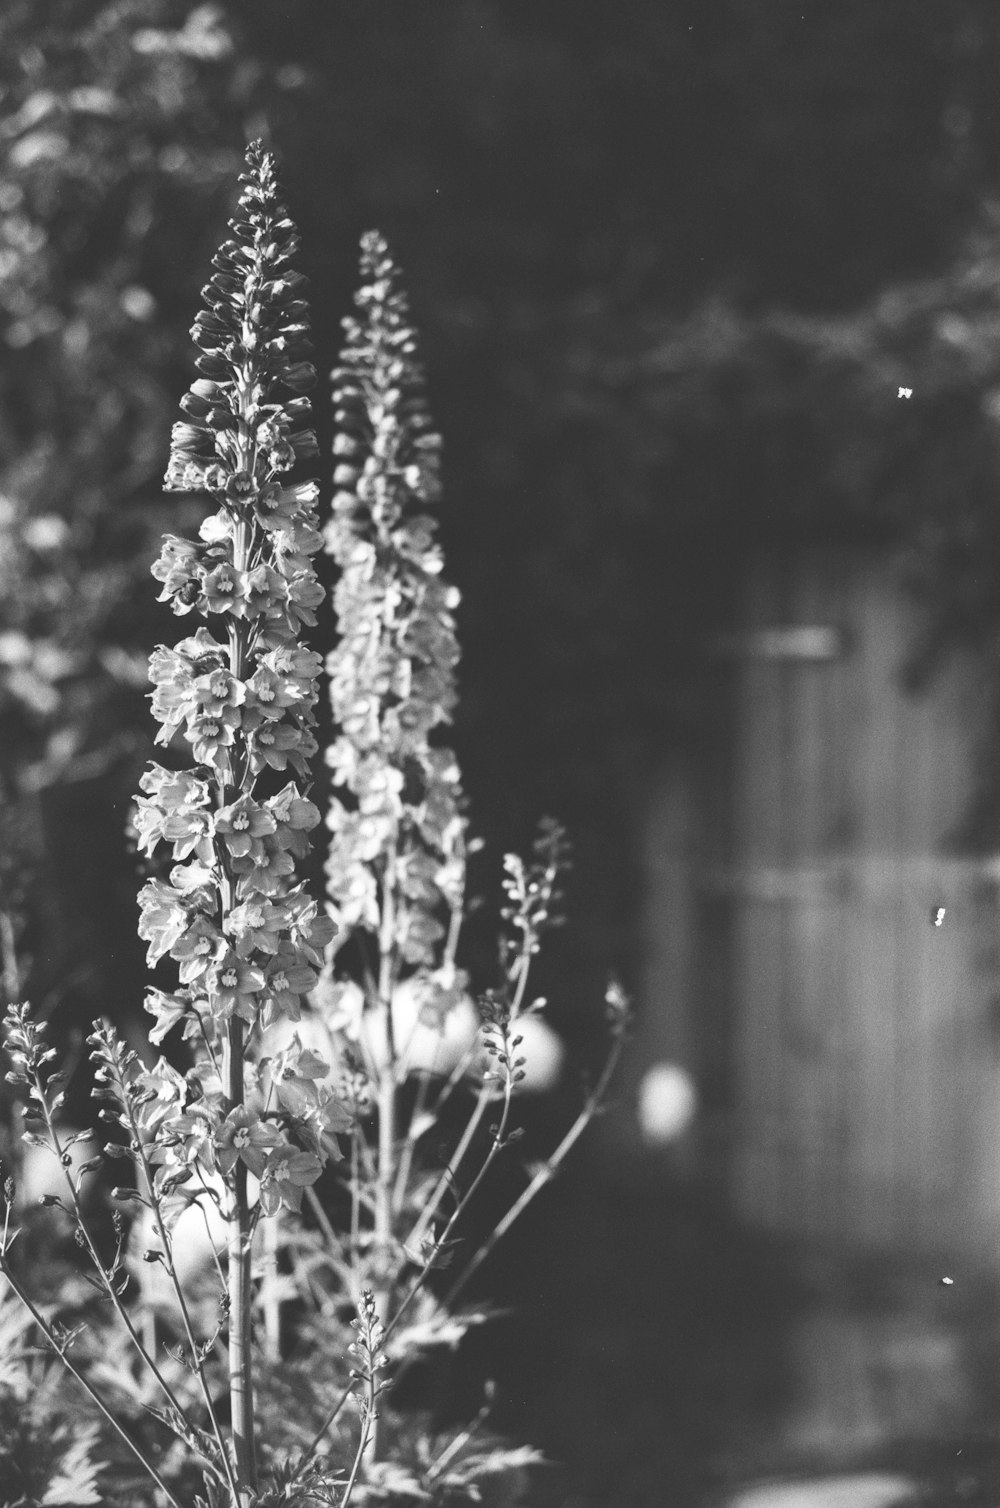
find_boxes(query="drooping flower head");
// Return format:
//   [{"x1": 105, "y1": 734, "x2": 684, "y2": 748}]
[{"x1": 325, "y1": 232, "x2": 465, "y2": 969}]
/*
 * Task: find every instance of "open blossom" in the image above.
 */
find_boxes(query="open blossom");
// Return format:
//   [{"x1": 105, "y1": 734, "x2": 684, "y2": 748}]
[
  {"x1": 214, "y1": 795, "x2": 277, "y2": 861},
  {"x1": 171, "y1": 914, "x2": 226, "y2": 983},
  {"x1": 216, "y1": 1106, "x2": 282, "y2": 1177},
  {"x1": 132, "y1": 142, "x2": 349, "y2": 1216},
  {"x1": 257, "y1": 1146, "x2": 324, "y2": 1215}
]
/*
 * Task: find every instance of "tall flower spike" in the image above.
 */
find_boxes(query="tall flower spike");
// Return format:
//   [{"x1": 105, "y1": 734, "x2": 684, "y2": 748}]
[
  {"x1": 137, "y1": 141, "x2": 338, "y2": 1203},
  {"x1": 139, "y1": 142, "x2": 344, "y2": 1494},
  {"x1": 325, "y1": 231, "x2": 464, "y2": 969}
]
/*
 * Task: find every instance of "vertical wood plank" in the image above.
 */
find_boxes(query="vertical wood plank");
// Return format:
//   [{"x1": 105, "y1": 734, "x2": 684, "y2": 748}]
[
  {"x1": 784, "y1": 543, "x2": 844, "y2": 1244},
  {"x1": 840, "y1": 553, "x2": 901, "y2": 1247},
  {"x1": 707, "y1": 541, "x2": 996, "y2": 1259},
  {"x1": 731, "y1": 547, "x2": 789, "y2": 1230}
]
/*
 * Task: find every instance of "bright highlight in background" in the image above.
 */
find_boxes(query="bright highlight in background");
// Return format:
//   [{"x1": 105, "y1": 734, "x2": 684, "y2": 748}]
[{"x1": 638, "y1": 1061, "x2": 698, "y2": 1144}]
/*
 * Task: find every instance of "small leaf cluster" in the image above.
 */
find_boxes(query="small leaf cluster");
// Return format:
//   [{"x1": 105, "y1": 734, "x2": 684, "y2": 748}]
[{"x1": 500, "y1": 815, "x2": 571, "y2": 970}]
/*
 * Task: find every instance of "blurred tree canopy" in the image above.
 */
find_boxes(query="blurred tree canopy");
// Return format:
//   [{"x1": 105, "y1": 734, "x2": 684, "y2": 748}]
[{"x1": 3, "y1": 0, "x2": 1000, "y2": 1045}]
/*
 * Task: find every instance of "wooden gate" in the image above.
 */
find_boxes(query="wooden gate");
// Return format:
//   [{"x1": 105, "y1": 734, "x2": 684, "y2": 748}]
[{"x1": 639, "y1": 542, "x2": 1000, "y2": 1259}]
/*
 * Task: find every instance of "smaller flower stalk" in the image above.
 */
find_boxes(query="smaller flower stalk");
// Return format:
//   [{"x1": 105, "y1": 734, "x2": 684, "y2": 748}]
[
  {"x1": 324, "y1": 230, "x2": 463, "y2": 1355},
  {"x1": 314, "y1": 234, "x2": 628, "y2": 1495}
]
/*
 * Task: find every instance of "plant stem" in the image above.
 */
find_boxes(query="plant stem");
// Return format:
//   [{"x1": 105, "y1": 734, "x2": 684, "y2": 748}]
[
  {"x1": 0, "y1": 1260, "x2": 186, "y2": 1508},
  {"x1": 126, "y1": 1087, "x2": 240, "y2": 1499},
  {"x1": 447, "y1": 1029, "x2": 627, "y2": 1307},
  {"x1": 403, "y1": 1084, "x2": 490, "y2": 1253},
  {"x1": 225, "y1": 1015, "x2": 256, "y2": 1497},
  {"x1": 370, "y1": 846, "x2": 399, "y2": 1460},
  {"x1": 48, "y1": 1142, "x2": 197, "y2": 1452},
  {"x1": 260, "y1": 1206, "x2": 281, "y2": 1363},
  {"x1": 388, "y1": 1061, "x2": 515, "y2": 1344},
  {"x1": 220, "y1": 508, "x2": 257, "y2": 1499}
]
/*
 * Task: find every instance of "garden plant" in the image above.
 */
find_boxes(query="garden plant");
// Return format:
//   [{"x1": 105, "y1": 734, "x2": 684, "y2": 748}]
[{"x1": 0, "y1": 143, "x2": 628, "y2": 1508}]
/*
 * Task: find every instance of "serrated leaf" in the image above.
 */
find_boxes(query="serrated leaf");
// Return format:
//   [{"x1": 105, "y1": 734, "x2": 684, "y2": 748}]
[{"x1": 39, "y1": 1424, "x2": 105, "y2": 1505}]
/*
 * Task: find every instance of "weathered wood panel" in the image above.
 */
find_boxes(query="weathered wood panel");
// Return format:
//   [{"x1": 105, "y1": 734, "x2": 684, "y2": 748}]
[
  {"x1": 640, "y1": 542, "x2": 999, "y2": 1258},
  {"x1": 729, "y1": 545, "x2": 995, "y2": 1254}
]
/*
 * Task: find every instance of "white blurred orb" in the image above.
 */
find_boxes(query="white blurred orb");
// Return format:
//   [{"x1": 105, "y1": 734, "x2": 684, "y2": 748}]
[
  {"x1": 637, "y1": 1062, "x2": 698, "y2": 1144},
  {"x1": 360, "y1": 976, "x2": 480, "y2": 1077},
  {"x1": 260, "y1": 1006, "x2": 340, "y2": 1066},
  {"x1": 506, "y1": 1014, "x2": 566, "y2": 1095},
  {"x1": 16, "y1": 1126, "x2": 100, "y2": 1212},
  {"x1": 130, "y1": 1171, "x2": 239, "y2": 1293}
]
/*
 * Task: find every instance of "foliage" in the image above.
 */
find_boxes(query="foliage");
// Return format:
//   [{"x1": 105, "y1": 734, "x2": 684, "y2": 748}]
[{"x1": 0, "y1": 1276, "x2": 107, "y2": 1506}]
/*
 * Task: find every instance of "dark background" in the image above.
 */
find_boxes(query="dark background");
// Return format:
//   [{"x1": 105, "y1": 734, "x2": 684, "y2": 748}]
[{"x1": 5, "y1": 3, "x2": 1000, "y2": 1502}]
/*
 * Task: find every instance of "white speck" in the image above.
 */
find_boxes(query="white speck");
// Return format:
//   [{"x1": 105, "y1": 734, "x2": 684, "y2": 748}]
[
  {"x1": 932, "y1": 905, "x2": 946, "y2": 927},
  {"x1": 898, "y1": 387, "x2": 913, "y2": 399},
  {"x1": 940, "y1": 1275, "x2": 954, "y2": 1286}
]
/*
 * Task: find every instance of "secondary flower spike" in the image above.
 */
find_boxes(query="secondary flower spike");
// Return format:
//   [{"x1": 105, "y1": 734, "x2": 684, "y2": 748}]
[
  {"x1": 325, "y1": 231, "x2": 465, "y2": 967},
  {"x1": 136, "y1": 141, "x2": 342, "y2": 1218}
]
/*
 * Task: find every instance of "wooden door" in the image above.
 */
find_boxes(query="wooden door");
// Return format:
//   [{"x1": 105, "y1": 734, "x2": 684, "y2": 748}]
[{"x1": 640, "y1": 543, "x2": 1000, "y2": 1258}]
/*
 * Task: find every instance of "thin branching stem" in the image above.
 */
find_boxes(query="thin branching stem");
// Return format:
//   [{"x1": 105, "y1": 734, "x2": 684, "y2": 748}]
[
  {"x1": 23, "y1": 1043, "x2": 229, "y2": 1486},
  {"x1": 127, "y1": 1095, "x2": 241, "y2": 1500},
  {"x1": 39, "y1": 1099, "x2": 199, "y2": 1441},
  {"x1": 299, "y1": 1377, "x2": 356, "y2": 1473},
  {"x1": 404, "y1": 935, "x2": 535, "y2": 1254},
  {"x1": 391, "y1": 1067, "x2": 432, "y2": 1214},
  {"x1": 402, "y1": 1084, "x2": 490, "y2": 1254},
  {"x1": 0, "y1": 1259, "x2": 186, "y2": 1508},
  {"x1": 339, "y1": 1404, "x2": 373, "y2": 1508},
  {"x1": 386, "y1": 1055, "x2": 516, "y2": 1346},
  {"x1": 425, "y1": 1388, "x2": 493, "y2": 1484},
  {"x1": 447, "y1": 1028, "x2": 628, "y2": 1308}
]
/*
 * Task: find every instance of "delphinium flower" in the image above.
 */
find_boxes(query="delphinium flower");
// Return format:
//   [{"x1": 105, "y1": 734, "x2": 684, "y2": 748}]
[
  {"x1": 323, "y1": 233, "x2": 468, "y2": 1316},
  {"x1": 134, "y1": 140, "x2": 341, "y2": 1492},
  {"x1": 325, "y1": 231, "x2": 463, "y2": 987},
  {"x1": 312, "y1": 238, "x2": 631, "y2": 1502}
]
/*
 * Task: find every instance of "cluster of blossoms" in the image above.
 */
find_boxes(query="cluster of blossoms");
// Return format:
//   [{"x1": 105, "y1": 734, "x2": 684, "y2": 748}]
[
  {"x1": 324, "y1": 232, "x2": 466, "y2": 987},
  {"x1": 132, "y1": 142, "x2": 343, "y2": 1216}
]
